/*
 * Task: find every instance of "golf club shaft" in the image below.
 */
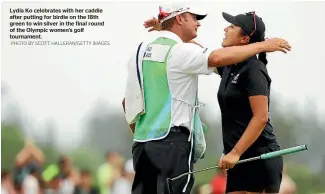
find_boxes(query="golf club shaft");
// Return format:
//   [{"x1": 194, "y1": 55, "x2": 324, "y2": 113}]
[
  {"x1": 170, "y1": 144, "x2": 307, "y2": 181},
  {"x1": 170, "y1": 156, "x2": 260, "y2": 181},
  {"x1": 165, "y1": 156, "x2": 261, "y2": 194}
]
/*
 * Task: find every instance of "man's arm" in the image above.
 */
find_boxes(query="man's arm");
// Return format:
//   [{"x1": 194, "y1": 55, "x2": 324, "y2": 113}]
[
  {"x1": 208, "y1": 39, "x2": 290, "y2": 67},
  {"x1": 122, "y1": 98, "x2": 135, "y2": 133},
  {"x1": 15, "y1": 146, "x2": 31, "y2": 167},
  {"x1": 26, "y1": 141, "x2": 45, "y2": 164},
  {"x1": 169, "y1": 38, "x2": 290, "y2": 76}
]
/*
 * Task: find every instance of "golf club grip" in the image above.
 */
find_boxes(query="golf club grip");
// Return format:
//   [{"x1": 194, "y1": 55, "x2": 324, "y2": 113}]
[{"x1": 260, "y1": 144, "x2": 307, "y2": 160}]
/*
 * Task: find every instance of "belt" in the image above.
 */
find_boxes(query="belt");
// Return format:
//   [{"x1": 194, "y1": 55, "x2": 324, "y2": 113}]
[{"x1": 170, "y1": 126, "x2": 190, "y2": 135}]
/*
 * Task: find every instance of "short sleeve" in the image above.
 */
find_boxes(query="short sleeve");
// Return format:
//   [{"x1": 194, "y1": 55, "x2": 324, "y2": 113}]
[
  {"x1": 168, "y1": 43, "x2": 215, "y2": 75},
  {"x1": 244, "y1": 61, "x2": 271, "y2": 96},
  {"x1": 214, "y1": 67, "x2": 225, "y2": 77}
]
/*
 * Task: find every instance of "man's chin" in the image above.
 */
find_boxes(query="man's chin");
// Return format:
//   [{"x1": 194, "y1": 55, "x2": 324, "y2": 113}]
[{"x1": 192, "y1": 32, "x2": 197, "y2": 39}]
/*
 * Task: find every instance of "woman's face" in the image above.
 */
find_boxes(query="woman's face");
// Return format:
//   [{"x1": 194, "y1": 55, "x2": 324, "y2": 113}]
[{"x1": 222, "y1": 24, "x2": 249, "y2": 47}]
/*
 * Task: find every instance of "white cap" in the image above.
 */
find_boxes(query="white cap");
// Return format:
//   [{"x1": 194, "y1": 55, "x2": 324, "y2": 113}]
[
  {"x1": 124, "y1": 159, "x2": 135, "y2": 174},
  {"x1": 158, "y1": 3, "x2": 207, "y2": 23}
]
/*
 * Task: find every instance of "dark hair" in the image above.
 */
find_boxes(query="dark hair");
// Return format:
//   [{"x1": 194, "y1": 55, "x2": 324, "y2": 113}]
[
  {"x1": 80, "y1": 169, "x2": 91, "y2": 176},
  {"x1": 240, "y1": 28, "x2": 268, "y2": 65},
  {"x1": 58, "y1": 155, "x2": 68, "y2": 165},
  {"x1": 160, "y1": 13, "x2": 189, "y2": 30},
  {"x1": 161, "y1": 18, "x2": 176, "y2": 30},
  {"x1": 258, "y1": 52, "x2": 268, "y2": 65}
]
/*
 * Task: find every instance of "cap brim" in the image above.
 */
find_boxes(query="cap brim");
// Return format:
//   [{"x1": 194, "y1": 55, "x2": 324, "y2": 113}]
[
  {"x1": 160, "y1": 7, "x2": 207, "y2": 23},
  {"x1": 222, "y1": 12, "x2": 239, "y2": 25},
  {"x1": 195, "y1": 14, "x2": 207, "y2": 20},
  {"x1": 189, "y1": 8, "x2": 207, "y2": 20}
]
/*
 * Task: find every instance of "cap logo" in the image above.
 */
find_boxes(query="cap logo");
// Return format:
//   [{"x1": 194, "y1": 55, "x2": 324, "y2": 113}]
[{"x1": 158, "y1": 6, "x2": 191, "y2": 22}]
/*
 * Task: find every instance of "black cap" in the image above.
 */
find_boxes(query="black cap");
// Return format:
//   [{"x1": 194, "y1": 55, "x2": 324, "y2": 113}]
[{"x1": 222, "y1": 12, "x2": 265, "y2": 42}]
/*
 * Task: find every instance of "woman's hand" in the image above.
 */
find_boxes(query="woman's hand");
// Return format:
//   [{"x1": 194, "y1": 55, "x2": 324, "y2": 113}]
[
  {"x1": 143, "y1": 17, "x2": 161, "y2": 32},
  {"x1": 218, "y1": 151, "x2": 240, "y2": 169}
]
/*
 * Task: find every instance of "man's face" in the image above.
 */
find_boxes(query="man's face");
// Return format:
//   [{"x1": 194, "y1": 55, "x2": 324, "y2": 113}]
[
  {"x1": 179, "y1": 13, "x2": 201, "y2": 41},
  {"x1": 60, "y1": 158, "x2": 72, "y2": 174},
  {"x1": 222, "y1": 24, "x2": 248, "y2": 47}
]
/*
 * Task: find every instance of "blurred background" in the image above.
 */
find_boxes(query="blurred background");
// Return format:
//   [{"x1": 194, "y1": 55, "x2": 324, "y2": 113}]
[{"x1": 1, "y1": 1, "x2": 325, "y2": 194}]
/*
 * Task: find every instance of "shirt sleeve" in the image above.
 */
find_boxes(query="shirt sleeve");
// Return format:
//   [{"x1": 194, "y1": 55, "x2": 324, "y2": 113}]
[
  {"x1": 215, "y1": 67, "x2": 225, "y2": 77},
  {"x1": 243, "y1": 60, "x2": 271, "y2": 96},
  {"x1": 124, "y1": 43, "x2": 143, "y2": 96},
  {"x1": 168, "y1": 43, "x2": 215, "y2": 75}
]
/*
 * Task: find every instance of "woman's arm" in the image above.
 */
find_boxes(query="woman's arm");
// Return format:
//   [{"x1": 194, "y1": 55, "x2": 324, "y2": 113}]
[
  {"x1": 232, "y1": 62, "x2": 271, "y2": 156},
  {"x1": 231, "y1": 95, "x2": 268, "y2": 156},
  {"x1": 219, "y1": 61, "x2": 271, "y2": 169}
]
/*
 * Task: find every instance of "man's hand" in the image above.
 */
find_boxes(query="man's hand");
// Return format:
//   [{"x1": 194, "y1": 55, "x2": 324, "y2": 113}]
[
  {"x1": 261, "y1": 38, "x2": 291, "y2": 53},
  {"x1": 122, "y1": 98, "x2": 135, "y2": 134},
  {"x1": 143, "y1": 17, "x2": 161, "y2": 32},
  {"x1": 218, "y1": 151, "x2": 240, "y2": 169}
]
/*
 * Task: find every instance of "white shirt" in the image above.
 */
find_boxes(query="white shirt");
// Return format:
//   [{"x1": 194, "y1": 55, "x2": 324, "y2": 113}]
[
  {"x1": 22, "y1": 175, "x2": 40, "y2": 194},
  {"x1": 59, "y1": 178, "x2": 75, "y2": 194},
  {"x1": 111, "y1": 178, "x2": 132, "y2": 194},
  {"x1": 166, "y1": 31, "x2": 214, "y2": 129},
  {"x1": 129, "y1": 30, "x2": 214, "y2": 130},
  {"x1": 1, "y1": 187, "x2": 9, "y2": 194}
]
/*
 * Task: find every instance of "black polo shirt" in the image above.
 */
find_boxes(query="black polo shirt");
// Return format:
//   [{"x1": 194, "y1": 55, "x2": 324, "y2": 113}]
[{"x1": 216, "y1": 56, "x2": 278, "y2": 157}]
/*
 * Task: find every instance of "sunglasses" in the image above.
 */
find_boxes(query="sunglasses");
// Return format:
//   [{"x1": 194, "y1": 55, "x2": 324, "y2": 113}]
[{"x1": 246, "y1": 11, "x2": 256, "y2": 37}]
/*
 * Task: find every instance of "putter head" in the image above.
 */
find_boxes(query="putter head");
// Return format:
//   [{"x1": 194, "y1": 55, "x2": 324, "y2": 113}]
[{"x1": 166, "y1": 178, "x2": 174, "y2": 194}]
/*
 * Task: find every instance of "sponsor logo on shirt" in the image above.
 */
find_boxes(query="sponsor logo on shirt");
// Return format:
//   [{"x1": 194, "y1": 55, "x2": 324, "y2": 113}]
[{"x1": 231, "y1": 73, "x2": 240, "y2": 84}]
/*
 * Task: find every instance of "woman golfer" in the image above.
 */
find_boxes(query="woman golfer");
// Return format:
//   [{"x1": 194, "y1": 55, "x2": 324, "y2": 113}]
[
  {"x1": 143, "y1": 11, "x2": 286, "y2": 194},
  {"x1": 215, "y1": 11, "x2": 283, "y2": 194}
]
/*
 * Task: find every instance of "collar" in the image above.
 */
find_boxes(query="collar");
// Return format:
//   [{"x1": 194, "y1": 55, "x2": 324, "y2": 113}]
[{"x1": 158, "y1": 30, "x2": 183, "y2": 43}]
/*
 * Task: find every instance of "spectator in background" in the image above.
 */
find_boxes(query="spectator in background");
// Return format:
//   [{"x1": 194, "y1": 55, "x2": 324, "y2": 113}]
[
  {"x1": 22, "y1": 164, "x2": 41, "y2": 194},
  {"x1": 97, "y1": 152, "x2": 123, "y2": 194},
  {"x1": 192, "y1": 183, "x2": 212, "y2": 194},
  {"x1": 13, "y1": 139, "x2": 44, "y2": 193},
  {"x1": 279, "y1": 166, "x2": 296, "y2": 194},
  {"x1": 57, "y1": 156, "x2": 80, "y2": 194},
  {"x1": 2, "y1": 170, "x2": 16, "y2": 194},
  {"x1": 73, "y1": 169, "x2": 99, "y2": 194},
  {"x1": 43, "y1": 175, "x2": 61, "y2": 194},
  {"x1": 111, "y1": 159, "x2": 135, "y2": 194},
  {"x1": 42, "y1": 155, "x2": 79, "y2": 194},
  {"x1": 210, "y1": 169, "x2": 227, "y2": 194}
]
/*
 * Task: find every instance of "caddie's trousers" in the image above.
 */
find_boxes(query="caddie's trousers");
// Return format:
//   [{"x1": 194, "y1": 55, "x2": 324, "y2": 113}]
[{"x1": 131, "y1": 126, "x2": 194, "y2": 194}]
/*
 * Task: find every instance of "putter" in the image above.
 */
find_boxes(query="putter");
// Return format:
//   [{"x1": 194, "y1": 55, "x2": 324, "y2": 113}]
[{"x1": 166, "y1": 144, "x2": 308, "y2": 194}]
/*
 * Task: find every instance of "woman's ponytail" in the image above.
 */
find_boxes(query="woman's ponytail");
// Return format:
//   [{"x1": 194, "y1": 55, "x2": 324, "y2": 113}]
[{"x1": 258, "y1": 52, "x2": 268, "y2": 65}]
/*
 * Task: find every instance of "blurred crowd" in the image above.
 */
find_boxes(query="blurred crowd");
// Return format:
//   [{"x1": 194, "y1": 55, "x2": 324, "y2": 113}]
[
  {"x1": 1, "y1": 140, "x2": 297, "y2": 194},
  {"x1": 1, "y1": 140, "x2": 134, "y2": 194},
  {"x1": 193, "y1": 167, "x2": 297, "y2": 194}
]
